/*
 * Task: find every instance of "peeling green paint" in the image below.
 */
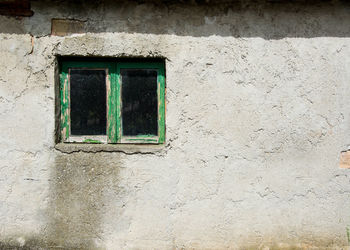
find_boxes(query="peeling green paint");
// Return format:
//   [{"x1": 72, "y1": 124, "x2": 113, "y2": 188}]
[
  {"x1": 60, "y1": 60, "x2": 165, "y2": 144},
  {"x1": 83, "y1": 139, "x2": 102, "y2": 144},
  {"x1": 107, "y1": 63, "x2": 118, "y2": 143},
  {"x1": 116, "y1": 62, "x2": 165, "y2": 144},
  {"x1": 158, "y1": 64, "x2": 166, "y2": 144},
  {"x1": 116, "y1": 67, "x2": 122, "y2": 143},
  {"x1": 61, "y1": 61, "x2": 115, "y2": 143},
  {"x1": 125, "y1": 138, "x2": 158, "y2": 142},
  {"x1": 60, "y1": 71, "x2": 69, "y2": 141},
  {"x1": 127, "y1": 134, "x2": 157, "y2": 138}
]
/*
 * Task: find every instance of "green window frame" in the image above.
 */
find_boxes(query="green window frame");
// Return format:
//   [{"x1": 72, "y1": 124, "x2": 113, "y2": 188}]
[{"x1": 60, "y1": 60, "x2": 165, "y2": 144}]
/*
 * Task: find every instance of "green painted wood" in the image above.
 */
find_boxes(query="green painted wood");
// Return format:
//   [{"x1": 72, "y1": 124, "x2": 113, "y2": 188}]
[
  {"x1": 158, "y1": 64, "x2": 166, "y2": 144},
  {"x1": 125, "y1": 138, "x2": 158, "y2": 142},
  {"x1": 83, "y1": 139, "x2": 103, "y2": 144},
  {"x1": 116, "y1": 62, "x2": 165, "y2": 144},
  {"x1": 116, "y1": 66, "x2": 122, "y2": 143},
  {"x1": 61, "y1": 61, "x2": 115, "y2": 142},
  {"x1": 107, "y1": 63, "x2": 118, "y2": 143},
  {"x1": 60, "y1": 60, "x2": 165, "y2": 144},
  {"x1": 60, "y1": 69, "x2": 69, "y2": 141}
]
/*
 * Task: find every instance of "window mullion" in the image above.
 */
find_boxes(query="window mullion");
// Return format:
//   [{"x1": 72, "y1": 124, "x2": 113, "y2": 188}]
[
  {"x1": 107, "y1": 63, "x2": 119, "y2": 143},
  {"x1": 116, "y1": 68, "x2": 122, "y2": 143}
]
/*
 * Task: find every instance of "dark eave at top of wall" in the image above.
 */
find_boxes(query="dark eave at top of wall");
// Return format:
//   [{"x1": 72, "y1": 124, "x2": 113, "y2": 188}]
[
  {"x1": 0, "y1": 0, "x2": 33, "y2": 16},
  {"x1": 46, "y1": 0, "x2": 347, "y2": 3},
  {"x1": 0, "y1": 0, "x2": 346, "y2": 17}
]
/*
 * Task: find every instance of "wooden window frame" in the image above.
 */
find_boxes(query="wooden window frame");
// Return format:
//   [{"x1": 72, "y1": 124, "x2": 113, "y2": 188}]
[{"x1": 60, "y1": 60, "x2": 165, "y2": 144}]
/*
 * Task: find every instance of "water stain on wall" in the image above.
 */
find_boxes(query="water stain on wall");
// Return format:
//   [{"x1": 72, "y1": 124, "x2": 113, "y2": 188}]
[{"x1": 45, "y1": 152, "x2": 123, "y2": 249}]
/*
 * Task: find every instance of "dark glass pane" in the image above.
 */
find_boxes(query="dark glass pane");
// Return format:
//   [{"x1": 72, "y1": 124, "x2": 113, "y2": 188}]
[
  {"x1": 121, "y1": 69, "x2": 158, "y2": 136},
  {"x1": 70, "y1": 69, "x2": 106, "y2": 135}
]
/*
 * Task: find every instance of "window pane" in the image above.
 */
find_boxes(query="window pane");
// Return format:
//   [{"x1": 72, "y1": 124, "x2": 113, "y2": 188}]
[
  {"x1": 121, "y1": 69, "x2": 158, "y2": 136},
  {"x1": 70, "y1": 69, "x2": 106, "y2": 135}
]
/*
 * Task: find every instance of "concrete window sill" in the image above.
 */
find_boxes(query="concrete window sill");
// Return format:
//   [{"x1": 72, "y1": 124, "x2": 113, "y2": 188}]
[{"x1": 55, "y1": 143, "x2": 166, "y2": 154}]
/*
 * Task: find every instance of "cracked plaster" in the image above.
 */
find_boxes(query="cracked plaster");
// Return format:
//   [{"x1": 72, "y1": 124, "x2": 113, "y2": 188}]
[{"x1": 0, "y1": 0, "x2": 350, "y2": 249}]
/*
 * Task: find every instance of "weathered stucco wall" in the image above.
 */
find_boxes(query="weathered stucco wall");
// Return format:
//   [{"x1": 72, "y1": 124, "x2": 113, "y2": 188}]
[{"x1": 1, "y1": 0, "x2": 350, "y2": 249}]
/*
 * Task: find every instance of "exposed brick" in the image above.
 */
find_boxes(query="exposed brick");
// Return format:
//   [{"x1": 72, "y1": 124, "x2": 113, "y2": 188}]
[
  {"x1": 339, "y1": 151, "x2": 350, "y2": 169},
  {"x1": 51, "y1": 19, "x2": 85, "y2": 36}
]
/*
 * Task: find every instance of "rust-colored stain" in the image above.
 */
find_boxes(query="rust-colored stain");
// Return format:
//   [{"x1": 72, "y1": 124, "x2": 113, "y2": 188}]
[{"x1": 339, "y1": 151, "x2": 350, "y2": 169}]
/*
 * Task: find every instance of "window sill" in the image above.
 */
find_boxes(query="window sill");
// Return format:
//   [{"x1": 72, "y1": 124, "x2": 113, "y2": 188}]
[{"x1": 55, "y1": 142, "x2": 165, "y2": 155}]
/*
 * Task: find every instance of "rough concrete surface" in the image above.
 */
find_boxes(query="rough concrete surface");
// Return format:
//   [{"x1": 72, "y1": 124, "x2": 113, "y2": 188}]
[{"x1": 1, "y1": 0, "x2": 350, "y2": 249}]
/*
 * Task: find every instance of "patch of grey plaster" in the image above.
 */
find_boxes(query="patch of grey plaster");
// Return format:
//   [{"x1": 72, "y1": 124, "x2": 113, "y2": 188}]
[
  {"x1": 45, "y1": 152, "x2": 123, "y2": 249},
  {"x1": 0, "y1": 237, "x2": 46, "y2": 250}
]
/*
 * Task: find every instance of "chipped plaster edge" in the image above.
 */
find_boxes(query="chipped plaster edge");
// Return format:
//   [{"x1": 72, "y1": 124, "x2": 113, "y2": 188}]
[{"x1": 54, "y1": 142, "x2": 167, "y2": 155}]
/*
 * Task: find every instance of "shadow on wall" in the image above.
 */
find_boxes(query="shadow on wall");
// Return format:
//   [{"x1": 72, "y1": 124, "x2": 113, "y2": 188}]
[{"x1": 0, "y1": 0, "x2": 350, "y2": 38}]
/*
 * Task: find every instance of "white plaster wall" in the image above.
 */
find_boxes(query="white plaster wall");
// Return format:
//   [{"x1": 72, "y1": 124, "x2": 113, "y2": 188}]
[{"x1": 1, "y1": 1, "x2": 350, "y2": 249}]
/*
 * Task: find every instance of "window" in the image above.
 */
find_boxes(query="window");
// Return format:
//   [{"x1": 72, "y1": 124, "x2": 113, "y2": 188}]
[{"x1": 60, "y1": 60, "x2": 165, "y2": 144}]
